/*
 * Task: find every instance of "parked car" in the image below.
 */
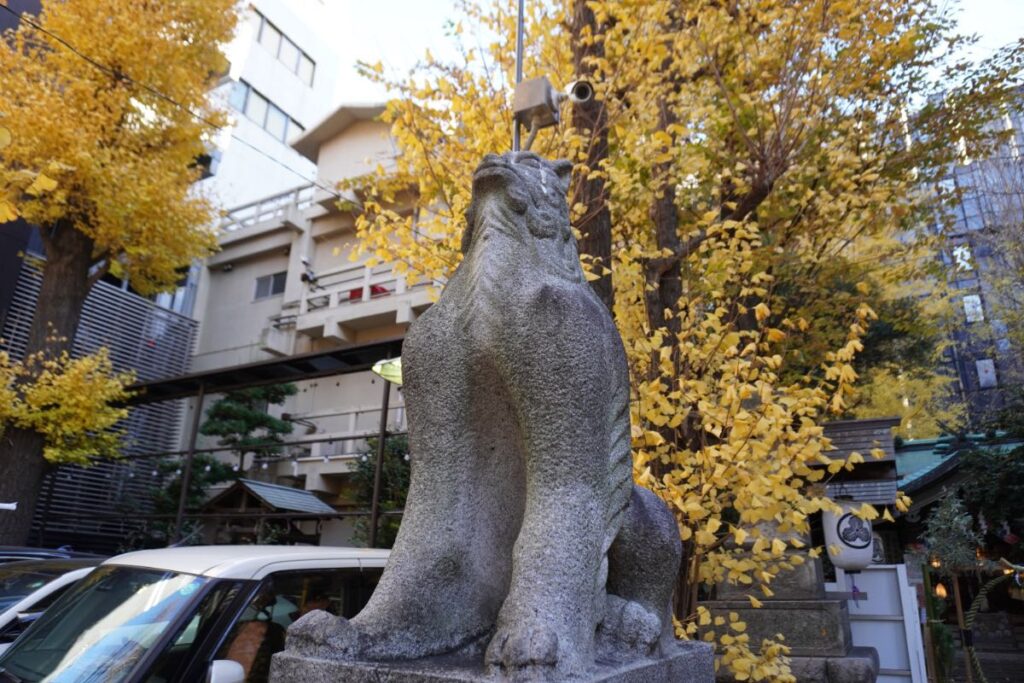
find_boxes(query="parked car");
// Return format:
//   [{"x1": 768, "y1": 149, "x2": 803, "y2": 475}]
[
  {"x1": 0, "y1": 559, "x2": 104, "y2": 652},
  {"x1": 0, "y1": 547, "x2": 106, "y2": 565},
  {"x1": 0, "y1": 545, "x2": 390, "y2": 683}
]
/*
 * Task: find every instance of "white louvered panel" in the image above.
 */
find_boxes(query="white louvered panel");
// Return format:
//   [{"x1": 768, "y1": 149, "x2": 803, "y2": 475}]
[{"x1": 1, "y1": 259, "x2": 197, "y2": 553}]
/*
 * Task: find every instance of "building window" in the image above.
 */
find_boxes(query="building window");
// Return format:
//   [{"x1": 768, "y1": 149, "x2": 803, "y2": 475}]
[
  {"x1": 245, "y1": 89, "x2": 269, "y2": 126},
  {"x1": 258, "y1": 18, "x2": 281, "y2": 54},
  {"x1": 963, "y1": 294, "x2": 984, "y2": 323},
  {"x1": 228, "y1": 80, "x2": 248, "y2": 111},
  {"x1": 229, "y1": 80, "x2": 303, "y2": 143},
  {"x1": 278, "y1": 36, "x2": 300, "y2": 72},
  {"x1": 976, "y1": 358, "x2": 998, "y2": 389},
  {"x1": 254, "y1": 10, "x2": 316, "y2": 86},
  {"x1": 264, "y1": 104, "x2": 289, "y2": 141},
  {"x1": 254, "y1": 272, "x2": 287, "y2": 300},
  {"x1": 298, "y1": 55, "x2": 315, "y2": 86}
]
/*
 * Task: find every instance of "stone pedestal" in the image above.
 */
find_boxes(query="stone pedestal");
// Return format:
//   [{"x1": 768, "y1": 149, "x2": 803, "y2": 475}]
[
  {"x1": 703, "y1": 531, "x2": 879, "y2": 682},
  {"x1": 706, "y1": 598, "x2": 853, "y2": 658},
  {"x1": 269, "y1": 641, "x2": 715, "y2": 683}
]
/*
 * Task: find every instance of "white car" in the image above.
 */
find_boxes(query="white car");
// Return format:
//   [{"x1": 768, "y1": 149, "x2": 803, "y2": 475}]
[
  {"x1": 0, "y1": 559, "x2": 103, "y2": 653},
  {"x1": 0, "y1": 545, "x2": 390, "y2": 683}
]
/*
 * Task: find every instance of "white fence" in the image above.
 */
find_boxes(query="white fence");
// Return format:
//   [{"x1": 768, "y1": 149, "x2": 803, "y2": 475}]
[{"x1": 220, "y1": 184, "x2": 315, "y2": 233}]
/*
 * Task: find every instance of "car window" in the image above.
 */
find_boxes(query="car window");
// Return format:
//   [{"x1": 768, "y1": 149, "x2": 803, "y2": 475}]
[
  {"x1": 215, "y1": 567, "x2": 381, "y2": 682},
  {"x1": 27, "y1": 581, "x2": 74, "y2": 613},
  {"x1": 0, "y1": 563, "x2": 75, "y2": 611},
  {"x1": 143, "y1": 581, "x2": 241, "y2": 683},
  {"x1": 0, "y1": 566, "x2": 210, "y2": 683}
]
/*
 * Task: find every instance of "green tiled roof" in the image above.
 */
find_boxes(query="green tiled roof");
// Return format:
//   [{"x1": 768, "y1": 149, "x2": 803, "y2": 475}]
[{"x1": 895, "y1": 434, "x2": 1023, "y2": 493}]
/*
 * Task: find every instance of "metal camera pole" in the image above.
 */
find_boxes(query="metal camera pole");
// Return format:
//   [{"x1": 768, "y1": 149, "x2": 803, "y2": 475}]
[
  {"x1": 513, "y1": 0, "x2": 525, "y2": 152},
  {"x1": 509, "y1": 1, "x2": 592, "y2": 153}
]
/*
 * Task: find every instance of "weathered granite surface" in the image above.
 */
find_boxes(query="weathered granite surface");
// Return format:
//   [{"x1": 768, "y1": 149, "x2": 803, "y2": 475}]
[
  {"x1": 703, "y1": 599, "x2": 853, "y2": 657},
  {"x1": 716, "y1": 647, "x2": 878, "y2": 683},
  {"x1": 271, "y1": 641, "x2": 715, "y2": 683},
  {"x1": 275, "y1": 152, "x2": 692, "y2": 681}
]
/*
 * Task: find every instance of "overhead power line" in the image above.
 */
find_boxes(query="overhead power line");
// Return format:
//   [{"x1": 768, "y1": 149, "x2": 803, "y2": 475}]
[
  {"x1": 0, "y1": 3, "x2": 457, "y2": 271},
  {"x1": 0, "y1": 3, "x2": 341, "y2": 201}
]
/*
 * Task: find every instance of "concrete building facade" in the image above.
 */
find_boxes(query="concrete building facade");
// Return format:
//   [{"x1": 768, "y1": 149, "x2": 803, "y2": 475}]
[
  {"x1": 937, "y1": 104, "x2": 1024, "y2": 426},
  {"x1": 201, "y1": 0, "x2": 341, "y2": 211},
  {"x1": 187, "y1": 104, "x2": 431, "y2": 544}
]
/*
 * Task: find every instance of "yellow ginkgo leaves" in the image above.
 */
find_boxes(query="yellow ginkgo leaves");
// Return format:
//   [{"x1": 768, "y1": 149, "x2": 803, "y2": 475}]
[
  {"x1": 0, "y1": 0, "x2": 235, "y2": 294},
  {"x1": 0, "y1": 348, "x2": 134, "y2": 464},
  {"x1": 328, "y1": 1, "x2": 1012, "y2": 679},
  {"x1": 25, "y1": 173, "x2": 57, "y2": 196}
]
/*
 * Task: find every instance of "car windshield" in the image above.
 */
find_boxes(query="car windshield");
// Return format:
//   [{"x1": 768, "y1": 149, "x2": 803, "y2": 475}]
[
  {"x1": 0, "y1": 561, "x2": 84, "y2": 612},
  {"x1": 0, "y1": 565, "x2": 209, "y2": 683}
]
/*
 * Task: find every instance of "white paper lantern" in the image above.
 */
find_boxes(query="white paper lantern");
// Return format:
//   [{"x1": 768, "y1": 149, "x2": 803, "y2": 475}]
[{"x1": 823, "y1": 500, "x2": 874, "y2": 572}]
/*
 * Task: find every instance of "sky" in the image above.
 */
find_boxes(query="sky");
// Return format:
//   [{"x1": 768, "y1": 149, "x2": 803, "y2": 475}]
[
  {"x1": 316, "y1": 0, "x2": 464, "y2": 104},
  {"x1": 310, "y1": 0, "x2": 1024, "y2": 106}
]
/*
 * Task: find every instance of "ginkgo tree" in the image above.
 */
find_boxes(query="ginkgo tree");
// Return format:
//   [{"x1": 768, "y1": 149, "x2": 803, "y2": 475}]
[
  {"x1": 341, "y1": 0, "x2": 1022, "y2": 678},
  {"x1": 0, "y1": 0, "x2": 236, "y2": 543}
]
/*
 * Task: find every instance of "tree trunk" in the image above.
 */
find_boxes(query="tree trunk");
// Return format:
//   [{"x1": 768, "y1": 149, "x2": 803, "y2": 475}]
[
  {"x1": 0, "y1": 220, "x2": 96, "y2": 544},
  {"x1": 570, "y1": 0, "x2": 614, "y2": 312},
  {"x1": 25, "y1": 222, "x2": 96, "y2": 355},
  {"x1": 0, "y1": 430, "x2": 49, "y2": 545}
]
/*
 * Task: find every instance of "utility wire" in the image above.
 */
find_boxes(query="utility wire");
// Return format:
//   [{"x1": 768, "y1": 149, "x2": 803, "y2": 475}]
[
  {"x1": 0, "y1": 4, "x2": 339, "y2": 202},
  {"x1": 0, "y1": 4, "x2": 458, "y2": 273}
]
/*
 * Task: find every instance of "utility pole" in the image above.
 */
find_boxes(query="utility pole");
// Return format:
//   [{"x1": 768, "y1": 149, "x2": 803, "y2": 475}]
[
  {"x1": 512, "y1": 0, "x2": 524, "y2": 151},
  {"x1": 368, "y1": 377, "x2": 391, "y2": 548}
]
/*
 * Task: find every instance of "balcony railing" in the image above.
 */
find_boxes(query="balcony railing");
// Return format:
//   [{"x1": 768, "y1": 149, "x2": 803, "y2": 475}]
[
  {"x1": 220, "y1": 184, "x2": 316, "y2": 233},
  {"x1": 298, "y1": 261, "x2": 433, "y2": 315}
]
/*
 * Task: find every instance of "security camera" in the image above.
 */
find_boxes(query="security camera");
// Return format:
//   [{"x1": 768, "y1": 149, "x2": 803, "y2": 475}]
[
  {"x1": 565, "y1": 80, "x2": 594, "y2": 104},
  {"x1": 512, "y1": 77, "x2": 598, "y2": 151},
  {"x1": 301, "y1": 256, "x2": 310, "y2": 266}
]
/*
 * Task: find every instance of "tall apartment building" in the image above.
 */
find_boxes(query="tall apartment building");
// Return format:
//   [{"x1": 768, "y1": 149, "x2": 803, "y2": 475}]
[
  {"x1": 203, "y1": 0, "x2": 340, "y2": 210},
  {"x1": 0, "y1": 0, "x2": 346, "y2": 552},
  {"x1": 937, "y1": 104, "x2": 1024, "y2": 426},
  {"x1": 186, "y1": 104, "x2": 429, "y2": 544},
  {"x1": 163, "y1": 0, "x2": 343, "y2": 317}
]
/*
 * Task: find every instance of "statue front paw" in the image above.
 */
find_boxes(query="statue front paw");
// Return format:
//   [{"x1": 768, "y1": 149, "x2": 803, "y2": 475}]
[
  {"x1": 596, "y1": 594, "x2": 662, "y2": 661},
  {"x1": 485, "y1": 622, "x2": 561, "y2": 679},
  {"x1": 285, "y1": 609, "x2": 362, "y2": 660}
]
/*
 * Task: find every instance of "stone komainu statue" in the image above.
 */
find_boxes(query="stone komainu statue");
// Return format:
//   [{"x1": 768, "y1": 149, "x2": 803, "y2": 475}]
[{"x1": 287, "y1": 152, "x2": 683, "y2": 679}]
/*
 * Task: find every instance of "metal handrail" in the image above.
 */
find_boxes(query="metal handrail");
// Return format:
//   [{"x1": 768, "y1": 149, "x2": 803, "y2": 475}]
[{"x1": 298, "y1": 261, "x2": 434, "y2": 315}]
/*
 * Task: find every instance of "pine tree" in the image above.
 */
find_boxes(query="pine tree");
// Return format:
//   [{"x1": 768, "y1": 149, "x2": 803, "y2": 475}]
[
  {"x1": 351, "y1": 435, "x2": 411, "y2": 549},
  {"x1": 199, "y1": 384, "x2": 298, "y2": 474}
]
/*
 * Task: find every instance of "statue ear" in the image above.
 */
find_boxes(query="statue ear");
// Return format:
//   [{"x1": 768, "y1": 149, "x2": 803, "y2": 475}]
[{"x1": 552, "y1": 159, "x2": 573, "y2": 193}]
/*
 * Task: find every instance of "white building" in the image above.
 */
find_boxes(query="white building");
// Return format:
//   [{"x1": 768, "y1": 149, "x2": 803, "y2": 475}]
[
  {"x1": 157, "y1": 0, "x2": 343, "y2": 318},
  {"x1": 186, "y1": 103, "x2": 425, "y2": 544},
  {"x1": 203, "y1": 0, "x2": 341, "y2": 209}
]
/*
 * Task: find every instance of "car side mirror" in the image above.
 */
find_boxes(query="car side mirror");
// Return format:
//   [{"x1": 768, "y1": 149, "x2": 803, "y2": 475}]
[{"x1": 207, "y1": 659, "x2": 245, "y2": 683}]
